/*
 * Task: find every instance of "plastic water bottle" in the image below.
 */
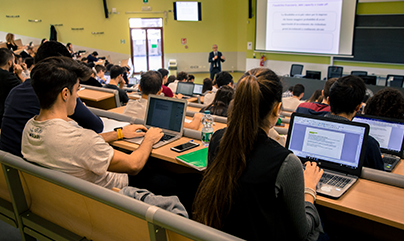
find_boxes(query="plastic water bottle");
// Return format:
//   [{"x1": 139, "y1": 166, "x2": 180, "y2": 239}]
[{"x1": 201, "y1": 110, "x2": 214, "y2": 147}]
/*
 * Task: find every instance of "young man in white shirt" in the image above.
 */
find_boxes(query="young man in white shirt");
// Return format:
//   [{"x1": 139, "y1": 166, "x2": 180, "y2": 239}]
[
  {"x1": 203, "y1": 71, "x2": 233, "y2": 106},
  {"x1": 282, "y1": 84, "x2": 305, "y2": 111},
  {"x1": 22, "y1": 56, "x2": 164, "y2": 189},
  {"x1": 167, "y1": 71, "x2": 188, "y2": 94}
]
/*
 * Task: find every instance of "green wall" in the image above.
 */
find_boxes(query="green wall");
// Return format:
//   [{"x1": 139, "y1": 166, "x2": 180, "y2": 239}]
[{"x1": 247, "y1": 1, "x2": 404, "y2": 70}]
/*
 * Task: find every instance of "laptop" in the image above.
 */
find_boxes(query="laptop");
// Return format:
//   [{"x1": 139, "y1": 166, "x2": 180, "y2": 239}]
[
  {"x1": 125, "y1": 95, "x2": 188, "y2": 148},
  {"x1": 353, "y1": 114, "x2": 404, "y2": 171},
  {"x1": 286, "y1": 113, "x2": 369, "y2": 199},
  {"x1": 359, "y1": 75, "x2": 377, "y2": 85},
  {"x1": 176, "y1": 82, "x2": 195, "y2": 99},
  {"x1": 193, "y1": 84, "x2": 203, "y2": 95}
]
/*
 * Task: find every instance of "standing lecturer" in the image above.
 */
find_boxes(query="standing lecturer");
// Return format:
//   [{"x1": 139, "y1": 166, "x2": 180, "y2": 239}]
[{"x1": 208, "y1": 44, "x2": 225, "y2": 81}]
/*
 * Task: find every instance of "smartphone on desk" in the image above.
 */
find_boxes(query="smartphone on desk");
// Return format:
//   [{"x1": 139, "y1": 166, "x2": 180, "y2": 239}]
[{"x1": 171, "y1": 142, "x2": 200, "y2": 153}]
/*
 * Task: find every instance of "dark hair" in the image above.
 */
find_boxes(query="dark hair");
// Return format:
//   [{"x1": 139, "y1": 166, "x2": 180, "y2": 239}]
[
  {"x1": 0, "y1": 48, "x2": 14, "y2": 66},
  {"x1": 106, "y1": 63, "x2": 113, "y2": 72},
  {"x1": 323, "y1": 78, "x2": 338, "y2": 98},
  {"x1": 215, "y1": 71, "x2": 233, "y2": 87},
  {"x1": 31, "y1": 56, "x2": 91, "y2": 109},
  {"x1": 306, "y1": 89, "x2": 322, "y2": 103},
  {"x1": 95, "y1": 65, "x2": 106, "y2": 73},
  {"x1": 193, "y1": 67, "x2": 282, "y2": 228},
  {"x1": 140, "y1": 71, "x2": 163, "y2": 95},
  {"x1": 365, "y1": 88, "x2": 404, "y2": 120},
  {"x1": 202, "y1": 86, "x2": 234, "y2": 117},
  {"x1": 177, "y1": 71, "x2": 188, "y2": 81},
  {"x1": 14, "y1": 54, "x2": 21, "y2": 64},
  {"x1": 188, "y1": 74, "x2": 195, "y2": 82},
  {"x1": 166, "y1": 75, "x2": 176, "y2": 86},
  {"x1": 66, "y1": 43, "x2": 72, "y2": 48},
  {"x1": 34, "y1": 41, "x2": 71, "y2": 64},
  {"x1": 288, "y1": 86, "x2": 293, "y2": 92},
  {"x1": 92, "y1": 51, "x2": 98, "y2": 56},
  {"x1": 292, "y1": 84, "x2": 305, "y2": 97},
  {"x1": 81, "y1": 57, "x2": 88, "y2": 62},
  {"x1": 24, "y1": 57, "x2": 34, "y2": 69},
  {"x1": 40, "y1": 38, "x2": 47, "y2": 45},
  {"x1": 157, "y1": 68, "x2": 169, "y2": 78},
  {"x1": 202, "y1": 78, "x2": 213, "y2": 93},
  {"x1": 329, "y1": 75, "x2": 366, "y2": 115},
  {"x1": 110, "y1": 65, "x2": 123, "y2": 79}
]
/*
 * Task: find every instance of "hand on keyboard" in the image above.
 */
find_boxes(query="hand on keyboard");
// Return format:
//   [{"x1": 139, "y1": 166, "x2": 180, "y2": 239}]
[
  {"x1": 303, "y1": 161, "x2": 324, "y2": 191},
  {"x1": 122, "y1": 125, "x2": 148, "y2": 139},
  {"x1": 143, "y1": 127, "x2": 164, "y2": 145}
]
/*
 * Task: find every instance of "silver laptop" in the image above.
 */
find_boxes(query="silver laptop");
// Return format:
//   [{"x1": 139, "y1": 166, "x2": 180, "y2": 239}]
[
  {"x1": 353, "y1": 114, "x2": 404, "y2": 171},
  {"x1": 176, "y1": 82, "x2": 195, "y2": 99},
  {"x1": 125, "y1": 95, "x2": 187, "y2": 148},
  {"x1": 286, "y1": 113, "x2": 369, "y2": 199},
  {"x1": 193, "y1": 84, "x2": 203, "y2": 95}
]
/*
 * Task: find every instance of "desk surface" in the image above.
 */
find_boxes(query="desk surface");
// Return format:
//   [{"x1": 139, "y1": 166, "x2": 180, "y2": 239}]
[
  {"x1": 78, "y1": 89, "x2": 114, "y2": 102},
  {"x1": 105, "y1": 107, "x2": 404, "y2": 230}
]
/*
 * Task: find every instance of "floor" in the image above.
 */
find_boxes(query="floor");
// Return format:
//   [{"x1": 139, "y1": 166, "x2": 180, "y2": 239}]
[{"x1": 0, "y1": 219, "x2": 22, "y2": 241}]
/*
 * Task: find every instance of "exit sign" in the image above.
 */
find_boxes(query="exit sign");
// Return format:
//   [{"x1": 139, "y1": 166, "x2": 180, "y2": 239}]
[{"x1": 143, "y1": 0, "x2": 148, "y2": 3}]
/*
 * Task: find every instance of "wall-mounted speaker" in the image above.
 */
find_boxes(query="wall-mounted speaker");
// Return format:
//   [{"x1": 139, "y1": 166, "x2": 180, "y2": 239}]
[
  {"x1": 103, "y1": 0, "x2": 109, "y2": 19},
  {"x1": 248, "y1": 0, "x2": 253, "y2": 19}
]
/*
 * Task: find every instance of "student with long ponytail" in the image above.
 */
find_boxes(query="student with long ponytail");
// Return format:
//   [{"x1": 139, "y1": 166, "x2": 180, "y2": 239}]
[{"x1": 192, "y1": 68, "x2": 324, "y2": 240}]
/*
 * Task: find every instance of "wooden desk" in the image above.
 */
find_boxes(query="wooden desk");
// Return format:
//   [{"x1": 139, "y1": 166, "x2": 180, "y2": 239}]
[
  {"x1": 187, "y1": 106, "x2": 202, "y2": 113},
  {"x1": 78, "y1": 89, "x2": 116, "y2": 110},
  {"x1": 109, "y1": 106, "x2": 126, "y2": 114}
]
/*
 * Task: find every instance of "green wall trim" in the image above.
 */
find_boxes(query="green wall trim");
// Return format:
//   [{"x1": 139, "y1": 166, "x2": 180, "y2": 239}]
[
  {"x1": 334, "y1": 61, "x2": 404, "y2": 70},
  {"x1": 357, "y1": 2, "x2": 404, "y2": 15}
]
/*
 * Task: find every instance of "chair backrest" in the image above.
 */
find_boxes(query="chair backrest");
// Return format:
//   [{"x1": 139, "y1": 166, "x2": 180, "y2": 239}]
[
  {"x1": 0, "y1": 150, "x2": 243, "y2": 241},
  {"x1": 327, "y1": 66, "x2": 343, "y2": 79},
  {"x1": 14, "y1": 39, "x2": 23, "y2": 47},
  {"x1": 385, "y1": 75, "x2": 404, "y2": 88},
  {"x1": 359, "y1": 75, "x2": 377, "y2": 85},
  {"x1": 290, "y1": 64, "x2": 304, "y2": 77},
  {"x1": 351, "y1": 71, "x2": 368, "y2": 76}
]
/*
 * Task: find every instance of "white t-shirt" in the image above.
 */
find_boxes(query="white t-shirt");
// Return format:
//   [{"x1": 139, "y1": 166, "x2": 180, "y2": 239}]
[
  {"x1": 203, "y1": 86, "x2": 218, "y2": 106},
  {"x1": 21, "y1": 118, "x2": 128, "y2": 189},
  {"x1": 282, "y1": 97, "x2": 302, "y2": 112},
  {"x1": 167, "y1": 80, "x2": 179, "y2": 93},
  {"x1": 123, "y1": 98, "x2": 148, "y2": 120}
]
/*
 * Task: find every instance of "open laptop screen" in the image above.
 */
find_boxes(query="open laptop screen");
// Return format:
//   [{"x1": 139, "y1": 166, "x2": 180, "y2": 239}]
[
  {"x1": 287, "y1": 114, "x2": 369, "y2": 174},
  {"x1": 145, "y1": 97, "x2": 185, "y2": 132},
  {"x1": 193, "y1": 84, "x2": 203, "y2": 95},
  {"x1": 177, "y1": 82, "x2": 194, "y2": 96},
  {"x1": 353, "y1": 115, "x2": 404, "y2": 155}
]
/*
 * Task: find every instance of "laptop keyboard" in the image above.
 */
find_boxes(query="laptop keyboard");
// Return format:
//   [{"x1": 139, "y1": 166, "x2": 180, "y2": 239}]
[
  {"x1": 320, "y1": 173, "x2": 351, "y2": 188},
  {"x1": 159, "y1": 134, "x2": 175, "y2": 142},
  {"x1": 383, "y1": 155, "x2": 400, "y2": 164}
]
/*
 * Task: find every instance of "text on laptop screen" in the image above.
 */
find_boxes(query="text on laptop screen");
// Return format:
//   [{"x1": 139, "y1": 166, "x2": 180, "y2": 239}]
[
  {"x1": 288, "y1": 116, "x2": 367, "y2": 169},
  {"x1": 146, "y1": 98, "x2": 184, "y2": 132},
  {"x1": 177, "y1": 83, "x2": 194, "y2": 95},
  {"x1": 193, "y1": 84, "x2": 203, "y2": 94},
  {"x1": 353, "y1": 116, "x2": 404, "y2": 153}
]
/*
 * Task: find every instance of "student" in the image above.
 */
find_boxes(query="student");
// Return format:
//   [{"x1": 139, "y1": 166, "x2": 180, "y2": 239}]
[
  {"x1": 202, "y1": 77, "x2": 212, "y2": 95},
  {"x1": 0, "y1": 48, "x2": 23, "y2": 126},
  {"x1": 203, "y1": 71, "x2": 233, "y2": 106},
  {"x1": 5, "y1": 33, "x2": 20, "y2": 51},
  {"x1": 200, "y1": 86, "x2": 234, "y2": 117},
  {"x1": 103, "y1": 65, "x2": 129, "y2": 105},
  {"x1": 166, "y1": 75, "x2": 176, "y2": 87},
  {"x1": 66, "y1": 42, "x2": 77, "y2": 58},
  {"x1": 20, "y1": 46, "x2": 35, "y2": 59},
  {"x1": 87, "y1": 51, "x2": 101, "y2": 63},
  {"x1": 123, "y1": 70, "x2": 202, "y2": 130},
  {"x1": 157, "y1": 68, "x2": 174, "y2": 97},
  {"x1": 326, "y1": 75, "x2": 384, "y2": 170},
  {"x1": 282, "y1": 84, "x2": 305, "y2": 111},
  {"x1": 21, "y1": 56, "x2": 34, "y2": 79},
  {"x1": 95, "y1": 65, "x2": 107, "y2": 84},
  {"x1": 79, "y1": 66, "x2": 102, "y2": 87},
  {"x1": 306, "y1": 89, "x2": 322, "y2": 103},
  {"x1": 40, "y1": 38, "x2": 48, "y2": 45},
  {"x1": 188, "y1": 74, "x2": 195, "y2": 83},
  {"x1": 282, "y1": 86, "x2": 294, "y2": 98},
  {"x1": 0, "y1": 41, "x2": 104, "y2": 157},
  {"x1": 364, "y1": 88, "x2": 404, "y2": 120},
  {"x1": 192, "y1": 67, "x2": 324, "y2": 240},
  {"x1": 168, "y1": 71, "x2": 188, "y2": 93},
  {"x1": 21, "y1": 56, "x2": 164, "y2": 189},
  {"x1": 295, "y1": 78, "x2": 337, "y2": 116}
]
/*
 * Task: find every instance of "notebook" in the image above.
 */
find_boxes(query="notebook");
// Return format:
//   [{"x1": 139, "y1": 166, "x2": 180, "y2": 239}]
[
  {"x1": 175, "y1": 148, "x2": 208, "y2": 171},
  {"x1": 353, "y1": 114, "x2": 404, "y2": 171},
  {"x1": 193, "y1": 84, "x2": 203, "y2": 95},
  {"x1": 286, "y1": 113, "x2": 369, "y2": 199},
  {"x1": 125, "y1": 95, "x2": 188, "y2": 148},
  {"x1": 176, "y1": 82, "x2": 195, "y2": 99}
]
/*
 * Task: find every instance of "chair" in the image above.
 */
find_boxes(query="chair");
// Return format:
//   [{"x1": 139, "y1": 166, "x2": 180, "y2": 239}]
[
  {"x1": 290, "y1": 64, "x2": 303, "y2": 77},
  {"x1": 385, "y1": 75, "x2": 404, "y2": 88},
  {"x1": 351, "y1": 71, "x2": 368, "y2": 76},
  {"x1": 327, "y1": 66, "x2": 343, "y2": 79}
]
